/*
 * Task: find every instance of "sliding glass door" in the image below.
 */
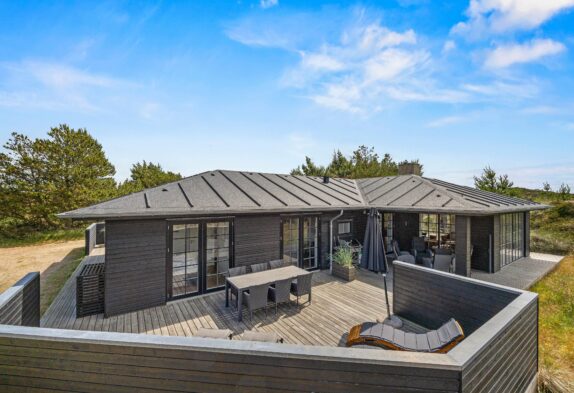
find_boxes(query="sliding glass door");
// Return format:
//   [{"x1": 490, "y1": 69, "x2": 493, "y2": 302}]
[
  {"x1": 171, "y1": 223, "x2": 199, "y2": 297},
  {"x1": 169, "y1": 219, "x2": 232, "y2": 299},
  {"x1": 282, "y1": 216, "x2": 319, "y2": 269}
]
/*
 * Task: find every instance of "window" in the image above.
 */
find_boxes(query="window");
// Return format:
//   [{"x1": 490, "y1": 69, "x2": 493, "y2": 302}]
[
  {"x1": 500, "y1": 213, "x2": 524, "y2": 266},
  {"x1": 382, "y1": 213, "x2": 393, "y2": 249},
  {"x1": 419, "y1": 214, "x2": 456, "y2": 249},
  {"x1": 338, "y1": 220, "x2": 351, "y2": 235}
]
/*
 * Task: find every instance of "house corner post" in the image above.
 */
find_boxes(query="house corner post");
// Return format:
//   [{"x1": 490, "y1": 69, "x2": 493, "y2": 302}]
[{"x1": 455, "y1": 215, "x2": 471, "y2": 276}]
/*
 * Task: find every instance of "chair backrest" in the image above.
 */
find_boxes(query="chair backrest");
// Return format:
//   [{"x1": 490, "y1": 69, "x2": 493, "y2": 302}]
[
  {"x1": 433, "y1": 254, "x2": 453, "y2": 272},
  {"x1": 250, "y1": 262, "x2": 269, "y2": 273},
  {"x1": 412, "y1": 236, "x2": 426, "y2": 252},
  {"x1": 294, "y1": 274, "x2": 312, "y2": 296},
  {"x1": 227, "y1": 266, "x2": 246, "y2": 277},
  {"x1": 268, "y1": 259, "x2": 284, "y2": 269},
  {"x1": 391, "y1": 240, "x2": 400, "y2": 258},
  {"x1": 396, "y1": 254, "x2": 416, "y2": 264},
  {"x1": 246, "y1": 284, "x2": 269, "y2": 310},
  {"x1": 273, "y1": 278, "x2": 292, "y2": 303}
]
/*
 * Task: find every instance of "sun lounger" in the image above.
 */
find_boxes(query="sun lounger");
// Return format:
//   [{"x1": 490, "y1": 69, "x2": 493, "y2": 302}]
[{"x1": 346, "y1": 318, "x2": 464, "y2": 353}]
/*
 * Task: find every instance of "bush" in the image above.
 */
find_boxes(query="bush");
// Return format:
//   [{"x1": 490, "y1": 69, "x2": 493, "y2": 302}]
[{"x1": 332, "y1": 243, "x2": 354, "y2": 268}]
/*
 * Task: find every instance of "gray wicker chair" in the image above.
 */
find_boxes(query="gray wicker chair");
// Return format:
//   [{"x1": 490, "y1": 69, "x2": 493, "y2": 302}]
[
  {"x1": 433, "y1": 254, "x2": 455, "y2": 273},
  {"x1": 290, "y1": 274, "x2": 312, "y2": 306},
  {"x1": 268, "y1": 259, "x2": 284, "y2": 269},
  {"x1": 268, "y1": 278, "x2": 292, "y2": 314},
  {"x1": 250, "y1": 262, "x2": 269, "y2": 273},
  {"x1": 243, "y1": 283, "x2": 269, "y2": 320},
  {"x1": 227, "y1": 266, "x2": 247, "y2": 308},
  {"x1": 412, "y1": 236, "x2": 432, "y2": 264}
]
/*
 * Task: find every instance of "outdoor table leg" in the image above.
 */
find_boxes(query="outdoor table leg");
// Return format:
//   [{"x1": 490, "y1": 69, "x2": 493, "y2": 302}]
[
  {"x1": 225, "y1": 280, "x2": 229, "y2": 307},
  {"x1": 237, "y1": 289, "x2": 244, "y2": 321}
]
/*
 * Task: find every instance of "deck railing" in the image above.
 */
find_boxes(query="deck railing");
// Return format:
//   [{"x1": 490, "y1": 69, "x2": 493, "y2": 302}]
[
  {"x1": 0, "y1": 262, "x2": 537, "y2": 392},
  {"x1": 0, "y1": 272, "x2": 40, "y2": 327}
]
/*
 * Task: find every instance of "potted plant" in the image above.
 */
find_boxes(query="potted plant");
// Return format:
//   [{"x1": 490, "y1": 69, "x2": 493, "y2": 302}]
[{"x1": 332, "y1": 243, "x2": 356, "y2": 281}]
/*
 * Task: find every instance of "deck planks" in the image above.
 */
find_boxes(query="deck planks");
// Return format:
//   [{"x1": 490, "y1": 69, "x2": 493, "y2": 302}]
[{"x1": 41, "y1": 254, "x2": 412, "y2": 346}]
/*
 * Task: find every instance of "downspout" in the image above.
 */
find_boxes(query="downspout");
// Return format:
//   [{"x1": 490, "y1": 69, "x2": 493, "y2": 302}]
[{"x1": 329, "y1": 210, "x2": 345, "y2": 274}]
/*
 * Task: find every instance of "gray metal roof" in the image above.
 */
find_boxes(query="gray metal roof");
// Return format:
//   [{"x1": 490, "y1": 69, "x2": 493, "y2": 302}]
[
  {"x1": 357, "y1": 175, "x2": 545, "y2": 214},
  {"x1": 58, "y1": 171, "x2": 547, "y2": 220}
]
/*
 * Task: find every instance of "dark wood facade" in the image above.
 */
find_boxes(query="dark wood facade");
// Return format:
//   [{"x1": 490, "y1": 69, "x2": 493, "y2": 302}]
[
  {"x1": 102, "y1": 208, "x2": 532, "y2": 315},
  {"x1": 105, "y1": 219, "x2": 168, "y2": 317}
]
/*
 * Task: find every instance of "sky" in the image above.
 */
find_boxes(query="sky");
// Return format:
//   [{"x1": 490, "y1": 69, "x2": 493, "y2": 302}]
[{"x1": 1, "y1": 0, "x2": 574, "y2": 189}]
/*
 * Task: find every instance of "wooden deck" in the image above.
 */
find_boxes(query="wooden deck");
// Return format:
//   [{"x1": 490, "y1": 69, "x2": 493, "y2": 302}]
[{"x1": 42, "y1": 255, "x2": 404, "y2": 347}]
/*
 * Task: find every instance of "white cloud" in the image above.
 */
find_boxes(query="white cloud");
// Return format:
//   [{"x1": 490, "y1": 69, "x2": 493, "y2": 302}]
[
  {"x1": 453, "y1": 0, "x2": 574, "y2": 37},
  {"x1": 426, "y1": 115, "x2": 467, "y2": 128},
  {"x1": 276, "y1": 22, "x2": 438, "y2": 113},
  {"x1": 484, "y1": 39, "x2": 566, "y2": 69},
  {"x1": 462, "y1": 81, "x2": 538, "y2": 99},
  {"x1": 442, "y1": 40, "x2": 456, "y2": 53},
  {"x1": 260, "y1": 0, "x2": 278, "y2": 9}
]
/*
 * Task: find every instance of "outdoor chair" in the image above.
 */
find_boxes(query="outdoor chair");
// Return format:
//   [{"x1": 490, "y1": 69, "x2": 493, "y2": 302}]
[
  {"x1": 346, "y1": 318, "x2": 465, "y2": 353},
  {"x1": 412, "y1": 236, "x2": 432, "y2": 264},
  {"x1": 268, "y1": 259, "x2": 284, "y2": 269},
  {"x1": 290, "y1": 273, "x2": 312, "y2": 306},
  {"x1": 395, "y1": 254, "x2": 416, "y2": 264},
  {"x1": 433, "y1": 254, "x2": 455, "y2": 273},
  {"x1": 387, "y1": 240, "x2": 411, "y2": 260},
  {"x1": 227, "y1": 266, "x2": 247, "y2": 308},
  {"x1": 250, "y1": 262, "x2": 269, "y2": 273},
  {"x1": 268, "y1": 278, "x2": 292, "y2": 314},
  {"x1": 243, "y1": 283, "x2": 270, "y2": 320},
  {"x1": 195, "y1": 328, "x2": 233, "y2": 340},
  {"x1": 240, "y1": 331, "x2": 284, "y2": 343}
]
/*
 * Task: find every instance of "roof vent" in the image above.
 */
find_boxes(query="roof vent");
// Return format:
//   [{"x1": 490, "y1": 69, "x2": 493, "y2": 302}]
[
  {"x1": 323, "y1": 175, "x2": 330, "y2": 184},
  {"x1": 162, "y1": 188, "x2": 168, "y2": 192}
]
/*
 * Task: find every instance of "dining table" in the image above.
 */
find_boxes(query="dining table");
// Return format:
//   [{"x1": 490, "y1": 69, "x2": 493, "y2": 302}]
[{"x1": 225, "y1": 265, "x2": 311, "y2": 322}]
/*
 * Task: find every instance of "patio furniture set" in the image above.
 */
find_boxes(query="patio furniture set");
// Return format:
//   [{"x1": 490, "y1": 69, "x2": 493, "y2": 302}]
[
  {"x1": 386, "y1": 238, "x2": 458, "y2": 273},
  {"x1": 224, "y1": 260, "x2": 313, "y2": 321}
]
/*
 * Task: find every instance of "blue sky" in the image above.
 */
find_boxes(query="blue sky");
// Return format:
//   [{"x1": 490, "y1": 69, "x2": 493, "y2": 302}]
[{"x1": 1, "y1": 0, "x2": 573, "y2": 188}]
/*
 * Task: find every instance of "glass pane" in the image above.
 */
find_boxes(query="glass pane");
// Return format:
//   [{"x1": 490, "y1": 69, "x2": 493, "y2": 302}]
[{"x1": 205, "y1": 221, "x2": 229, "y2": 290}]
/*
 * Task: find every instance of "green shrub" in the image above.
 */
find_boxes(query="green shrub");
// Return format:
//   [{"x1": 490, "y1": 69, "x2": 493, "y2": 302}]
[{"x1": 333, "y1": 244, "x2": 354, "y2": 268}]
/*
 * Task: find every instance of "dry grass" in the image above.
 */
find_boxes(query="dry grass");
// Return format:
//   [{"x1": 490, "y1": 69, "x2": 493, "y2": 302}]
[
  {"x1": 39, "y1": 247, "x2": 84, "y2": 315},
  {"x1": 0, "y1": 240, "x2": 85, "y2": 316},
  {"x1": 531, "y1": 255, "x2": 574, "y2": 392}
]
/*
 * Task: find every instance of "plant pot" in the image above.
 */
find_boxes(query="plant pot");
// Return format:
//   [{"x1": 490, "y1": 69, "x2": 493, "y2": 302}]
[{"x1": 332, "y1": 263, "x2": 356, "y2": 281}]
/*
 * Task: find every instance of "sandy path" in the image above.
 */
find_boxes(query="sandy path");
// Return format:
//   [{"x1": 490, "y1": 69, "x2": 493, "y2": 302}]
[{"x1": 0, "y1": 240, "x2": 84, "y2": 292}]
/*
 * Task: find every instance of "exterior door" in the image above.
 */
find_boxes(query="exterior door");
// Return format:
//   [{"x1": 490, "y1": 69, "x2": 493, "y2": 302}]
[
  {"x1": 281, "y1": 216, "x2": 319, "y2": 269},
  {"x1": 168, "y1": 219, "x2": 233, "y2": 299}
]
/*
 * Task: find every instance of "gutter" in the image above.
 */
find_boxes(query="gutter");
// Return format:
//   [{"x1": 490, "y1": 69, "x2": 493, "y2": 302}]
[{"x1": 329, "y1": 210, "x2": 344, "y2": 275}]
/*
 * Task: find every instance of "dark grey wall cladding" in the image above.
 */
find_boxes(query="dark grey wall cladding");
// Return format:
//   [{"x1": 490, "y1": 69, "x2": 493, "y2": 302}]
[
  {"x1": 461, "y1": 299, "x2": 538, "y2": 393},
  {"x1": 470, "y1": 216, "x2": 493, "y2": 272},
  {"x1": 524, "y1": 211, "x2": 530, "y2": 257},
  {"x1": 84, "y1": 223, "x2": 97, "y2": 255},
  {"x1": 105, "y1": 219, "x2": 167, "y2": 317},
  {"x1": 393, "y1": 263, "x2": 519, "y2": 335},
  {"x1": 0, "y1": 328, "x2": 461, "y2": 392},
  {"x1": 393, "y1": 212, "x2": 419, "y2": 252},
  {"x1": 234, "y1": 215, "x2": 281, "y2": 267},
  {"x1": 0, "y1": 272, "x2": 40, "y2": 327}
]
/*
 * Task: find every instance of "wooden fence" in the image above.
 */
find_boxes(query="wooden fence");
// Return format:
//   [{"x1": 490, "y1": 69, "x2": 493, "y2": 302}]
[{"x1": 0, "y1": 263, "x2": 537, "y2": 392}]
